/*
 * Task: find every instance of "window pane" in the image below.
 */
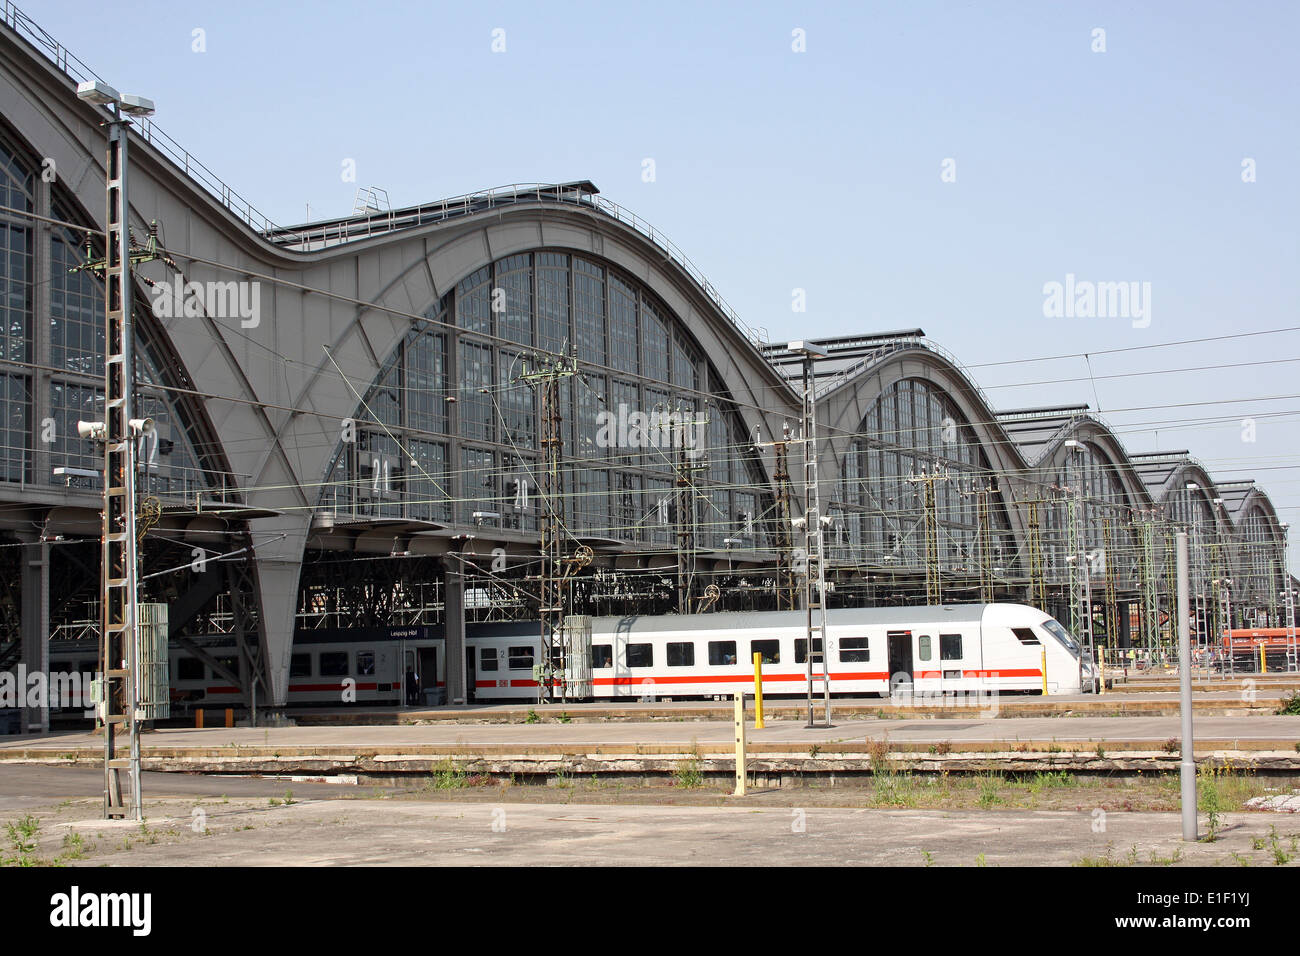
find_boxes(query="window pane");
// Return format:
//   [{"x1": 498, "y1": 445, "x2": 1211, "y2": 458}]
[
  {"x1": 480, "y1": 647, "x2": 498, "y2": 672},
  {"x1": 666, "y1": 642, "x2": 694, "y2": 667},
  {"x1": 508, "y1": 646, "x2": 535, "y2": 670},
  {"x1": 940, "y1": 634, "x2": 963, "y2": 661},
  {"x1": 319, "y1": 652, "x2": 349, "y2": 676},
  {"x1": 708, "y1": 641, "x2": 737, "y2": 665},
  {"x1": 626, "y1": 643, "x2": 654, "y2": 668},
  {"x1": 840, "y1": 637, "x2": 871, "y2": 663},
  {"x1": 918, "y1": 635, "x2": 932, "y2": 661},
  {"x1": 591, "y1": 644, "x2": 613, "y2": 668},
  {"x1": 794, "y1": 637, "x2": 823, "y2": 664},
  {"x1": 750, "y1": 639, "x2": 780, "y2": 665},
  {"x1": 1012, "y1": 627, "x2": 1041, "y2": 646}
]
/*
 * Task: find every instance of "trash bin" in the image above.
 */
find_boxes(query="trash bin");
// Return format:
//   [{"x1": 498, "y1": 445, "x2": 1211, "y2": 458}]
[{"x1": 422, "y1": 688, "x2": 445, "y2": 707}]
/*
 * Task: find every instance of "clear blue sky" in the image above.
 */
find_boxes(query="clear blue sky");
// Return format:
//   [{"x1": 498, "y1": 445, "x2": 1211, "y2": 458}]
[{"x1": 34, "y1": 0, "x2": 1300, "y2": 565}]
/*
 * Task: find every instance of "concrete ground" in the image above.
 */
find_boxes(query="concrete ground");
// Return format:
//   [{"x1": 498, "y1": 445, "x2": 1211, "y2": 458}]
[
  {"x1": 0, "y1": 762, "x2": 1294, "y2": 867},
  {"x1": 4, "y1": 714, "x2": 1299, "y2": 752}
]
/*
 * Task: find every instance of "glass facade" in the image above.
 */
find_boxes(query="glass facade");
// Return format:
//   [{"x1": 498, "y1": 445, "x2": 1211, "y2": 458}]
[
  {"x1": 0, "y1": 128, "x2": 212, "y2": 496},
  {"x1": 1046, "y1": 441, "x2": 1136, "y2": 585},
  {"x1": 320, "y1": 250, "x2": 768, "y2": 548},
  {"x1": 834, "y1": 378, "x2": 1012, "y2": 570}
]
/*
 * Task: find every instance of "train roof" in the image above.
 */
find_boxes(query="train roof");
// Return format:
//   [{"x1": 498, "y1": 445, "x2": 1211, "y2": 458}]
[{"x1": 591, "y1": 603, "x2": 1021, "y2": 632}]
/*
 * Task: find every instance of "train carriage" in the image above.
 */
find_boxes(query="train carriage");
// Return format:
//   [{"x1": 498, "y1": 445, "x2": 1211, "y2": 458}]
[{"x1": 42, "y1": 603, "x2": 1093, "y2": 714}]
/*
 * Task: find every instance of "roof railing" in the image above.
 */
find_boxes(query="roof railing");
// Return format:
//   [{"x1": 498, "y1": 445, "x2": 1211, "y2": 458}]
[
  {"x1": 2, "y1": 6, "x2": 771, "y2": 354},
  {"x1": 3, "y1": 1, "x2": 287, "y2": 237}
]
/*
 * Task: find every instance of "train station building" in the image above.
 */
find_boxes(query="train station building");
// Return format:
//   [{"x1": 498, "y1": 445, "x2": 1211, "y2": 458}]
[{"x1": 0, "y1": 8, "x2": 1291, "y2": 726}]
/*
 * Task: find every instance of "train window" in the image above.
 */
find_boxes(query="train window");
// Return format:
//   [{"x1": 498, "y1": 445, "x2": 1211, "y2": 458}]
[
  {"x1": 667, "y1": 642, "x2": 694, "y2": 667},
  {"x1": 840, "y1": 637, "x2": 871, "y2": 662},
  {"x1": 626, "y1": 643, "x2": 654, "y2": 668},
  {"x1": 751, "y1": 640, "x2": 780, "y2": 665},
  {"x1": 357, "y1": 651, "x2": 376, "y2": 676},
  {"x1": 708, "y1": 641, "x2": 737, "y2": 665},
  {"x1": 178, "y1": 658, "x2": 206, "y2": 681},
  {"x1": 918, "y1": 635, "x2": 932, "y2": 660},
  {"x1": 794, "y1": 637, "x2": 823, "y2": 664},
  {"x1": 1012, "y1": 627, "x2": 1041, "y2": 646},
  {"x1": 319, "y1": 652, "x2": 349, "y2": 676},
  {"x1": 591, "y1": 645, "x2": 613, "y2": 668},
  {"x1": 480, "y1": 647, "x2": 498, "y2": 672},
  {"x1": 940, "y1": 634, "x2": 963, "y2": 661},
  {"x1": 508, "y1": 646, "x2": 535, "y2": 670}
]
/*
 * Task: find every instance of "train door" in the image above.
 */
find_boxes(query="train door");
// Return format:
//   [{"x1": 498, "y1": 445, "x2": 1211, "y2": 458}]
[
  {"x1": 465, "y1": 646, "x2": 477, "y2": 704},
  {"x1": 887, "y1": 630, "x2": 914, "y2": 700},
  {"x1": 403, "y1": 650, "x2": 417, "y2": 706},
  {"x1": 938, "y1": 632, "x2": 965, "y2": 693},
  {"x1": 417, "y1": 647, "x2": 438, "y2": 706}
]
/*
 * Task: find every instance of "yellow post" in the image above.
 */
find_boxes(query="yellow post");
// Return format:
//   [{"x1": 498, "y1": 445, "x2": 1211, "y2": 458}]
[
  {"x1": 1041, "y1": 648, "x2": 1048, "y2": 695},
  {"x1": 752, "y1": 651, "x2": 765, "y2": 729},
  {"x1": 733, "y1": 692, "x2": 747, "y2": 796},
  {"x1": 225, "y1": 708, "x2": 234, "y2": 728},
  {"x1": 1098, "y1": 648, "x2": 1106, "y2": 695},
  {"x1": 195, "y1": 708, "x2": 204, "y2": 729},
  {"x1": 1260, "y1": 642, "x2": 1266, "y2": 674}
]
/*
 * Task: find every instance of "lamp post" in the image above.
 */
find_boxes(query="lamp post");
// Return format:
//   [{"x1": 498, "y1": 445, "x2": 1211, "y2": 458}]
[
  {"x1": 1064, "y1": 440, "x2": 1093, "y2": 690},
  {"x1": 1186, "y1": 482, "x2": 1203, "y2": 668},
  {"x1": 76, "y1": 79, "x2": 155, "y2": 822},
  {"x1": 786, "y1": 340, "x2": 831, "y2": 727},
  {"x1": 1283, "y1": 523, "x2": 1297, "y2": 672}
]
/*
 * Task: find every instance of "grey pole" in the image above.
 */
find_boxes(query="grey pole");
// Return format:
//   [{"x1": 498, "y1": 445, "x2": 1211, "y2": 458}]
[{"x1": 1177, "y1": 531, "x2": 1197, "y2": 841}]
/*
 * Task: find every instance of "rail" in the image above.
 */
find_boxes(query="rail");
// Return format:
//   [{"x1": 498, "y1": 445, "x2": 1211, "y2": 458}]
[{"x1": 266, "y1": 183, "x2": 771, "y2": 349}]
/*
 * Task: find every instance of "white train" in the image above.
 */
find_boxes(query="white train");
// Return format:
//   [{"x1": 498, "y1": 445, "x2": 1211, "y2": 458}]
[
  {"x1": 42, "y1": 603, "x2": 1095, "y2": 713},
  {"x1": 471, "y1": 603, "x2": 1095, "y2": 701}
]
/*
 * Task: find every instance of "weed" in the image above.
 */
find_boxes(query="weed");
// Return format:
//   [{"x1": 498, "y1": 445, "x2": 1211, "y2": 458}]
[
  {"x1": 675, "y1": 755, "x2": 704, "y2": 789},
  {"x1": 1277, "y1": 691, "x2": 1300, "y2": 716},
  {"x1": 1267, "y1": 825, "x2": 1293, "y2": 865},
  {"x1": 866, "y1": 738, "x2": 892, "y2": 774},
  {"x1": 1094, "y1": 743, "x2": 1107, "y2": 760},
  {"x1": 557, "y1": 711, "x2": 572, "y2": 724},
  {"x1": 1231, "y1": 852, "x2": 1252, "y2": 866},
  {"x1": 977, "y1": 773, "x2": 1004, "y2": 808},
  {"x1": 524, "y1": 709, "x2": 540, "y2": 724},
  {"x1": 283, "y1": 790, "x2": 296, "y2": 806},
  {"x1": 1075, "y1": 843, "x2": 1122, "y2": 867},
  {"x1": 1148, "y1": 847, "x2": 1184, "y2": 866},
  {"x1": 809, "y1": 744, "x2": 821, "y2": 758},
  {"x1": 975, "y1": 853, "x2": 986, "y2": 867},
  {"x1": 1030, "y1": 771, "x2": 1075, "y2": 791},
  {"x1": 1199, "y1": 765, "x2": 1224, "y2": 841},
  {"x1": 60, "y1": 832, "x2": 90, "y2": 861},
  {"x1": 427, "y1": 758, "x2": 469, "y2": 790},
  {"x1": 1162, "y1": 738, "x2": 1179, "y2": 754},
  {"x1": 920, "y1": 849, "x2": 935, "y2": 867},
  {"x1": 3, "y1": 815, "x2": 41, "y2": 866}
]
